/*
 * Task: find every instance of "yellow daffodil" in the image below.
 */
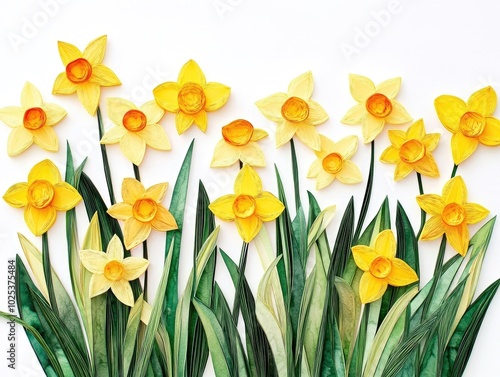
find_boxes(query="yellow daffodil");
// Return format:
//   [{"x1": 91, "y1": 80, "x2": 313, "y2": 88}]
[
  {"x1": 211, "y1": 119, "x2": 268, "y2": 168},
  {"x1": 255, "y1": 71, "x2": 328, "y2": 151},
  {"x1": 80, "y1": 234, "x2": 148, "y2": 307},
  {"x1": 101, "y1": 98, "x2": 171, "y2": 165},
  {"x1": 380, "y1": 119, "x2": 440, "y2": 181},
  {"x1": 0, "y1": 82, "x2": 66, "y2": 156},
  {"x1": 107, "y1": 178, "x2": 177, "y2": 250},
  {"x1": 416, "y1": 176, "x2": 489, "y2": 256},
  {"x1": 209, "y1": 165, "x2": 284, "y2": 242},
  {"x1": 434, "y1": 86, "x2": 500, "y2": 165},
  {"x1": 307, "y1": 135, "x2": 362, "y2": 189},
  {"x1": 352, "y1": 229, "x2": 418, "y2": 304},
  {"x1": 52, "y1": 35, "x2": 121, "y2": 115},
  {"x1": 342, "y1": 74, "x2": 412, "y2": 143},
  {"x1": 153, "y1": 60, "x2": 230, "y2": 134},
  {"x1": 3, "y1": 159, "x2": 82, "y2": 236}
]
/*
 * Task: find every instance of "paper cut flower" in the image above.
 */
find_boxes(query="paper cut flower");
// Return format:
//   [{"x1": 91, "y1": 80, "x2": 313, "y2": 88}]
[
  {"x1": 153, "y1": 60, "x2": 230, "y2": 134},
  {"x1": 211, "y1": 119, "x2": 268, "y2": 168},
  {"x1": 107, "y1": 178, "x2": 178, "y2": 250},
  {"x1": 0, "y1": 82, "x2": 66, "y2": 156},
  {"x1": 80, "y1": 234, "x2": 149, "y2": 307},
  {"x1": 209, "y1": 165, "x2": 284, "y2": 242},
  {"x1": 307, "y1": 135, "x2": 362, "y2": 189},
  {"x1": 352, "y1": 229, "x2": 418, "y2": 304},
  {"x1": 342, "y1": 74, "x2": 412, "y2": 143},
  {"x1": 434, "y1": 86, "x2": 500, "y2": 165},
  {"x1": 101, "y1": 98, "x2": 171, "y2": 165},
  {"x1": 52, "y1": 35, "x2": 121, "y2": 115},
  {"x1": 417, "y1": 176, "x2": 489, "y2": 256},
  {"x1": 380, "y1": 119, "x2": 440, "y2": 181},
  {"x1": 255, "y1": 71, "x2": 328, "y2": 151},
  {"x1": 3, "y1": 159, "x2": 82, "y2": 236}
]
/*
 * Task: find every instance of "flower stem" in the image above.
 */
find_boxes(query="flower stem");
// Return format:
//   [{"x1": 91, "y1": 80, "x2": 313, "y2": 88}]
[
  {"x1": 353, "y1": 140, "x2": 375, "y2": 244},
  {"x1": 42, "y1": 232, "x2": 59, "y2": 316},
  {"x1": 232, "y1": 241, "x2": 249, "y2": 324},
  {"x1": 451, "y1": 164, "x2": 458, "y2": 178},
  {"x1": 416, "y1": 173, "x2": 426, "y2": 240},
  {"x1": 97, "y1": 106, "x2": 116, "y2": 205},
  {"x1": 133, "y1": 163, "x2": 148, "y2": 301}
]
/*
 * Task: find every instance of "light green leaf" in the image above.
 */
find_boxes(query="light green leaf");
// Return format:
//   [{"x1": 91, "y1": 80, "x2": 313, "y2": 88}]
[{"x1": 123, "y1": 294, "x2": 144, "y2": 376}]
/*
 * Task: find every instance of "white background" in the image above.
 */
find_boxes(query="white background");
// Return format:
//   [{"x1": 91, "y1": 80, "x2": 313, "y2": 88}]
[{"x1": 1, "y1": 0, "x2": 500, "y2": 375}]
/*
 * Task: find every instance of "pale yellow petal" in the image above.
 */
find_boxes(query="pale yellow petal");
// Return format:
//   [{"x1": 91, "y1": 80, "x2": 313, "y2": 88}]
[
  {"x1": 24, "y1": 205, "x2": 56, "y2": 236},
  {"x1": 178, "y1": 60, "x2": 206, "y2": 86},
  {"x1": 57, "y1": 41, "x2": 82, "y2": 65},
  {"x1": 333, "y1": 135, "x2": 358, "y2": 159},
  {"x1": 374, "y1": 229, "x2": 397, "y2": 258},
  {"x1": 111, "y1": 280, "x2": 135, "y2": 307},
  {"x1": 254, "y1": 192, "x2": 284, "y2": 222},
  {"x1": 255, "y1": 93, "x2": 287, "y2": 122},
  {"x1": 100, "y1": 126, "x2": 127, "y2": 144},
  {"x1": 210, "y1": 141, "x2": 240, "y2": 168},
  {"x1": 234, "y1": 165, "x2": 262, "y2": 196},
  {"x1": 467, "y1": 86, "x2": 496, "y2": 116},
  {"x1": 106, "y1": 97, "x2": 134, "y2": 126},
  {"x1": 122, "y1": 178, "x2": 145, "y2": 204},
  {"x1": 122, "y1": 257, "x2": 149, "y2": 280},
  {"x1": 434, "y1": 95, "x2": 467, "y2": 133},
  {"x1": 385, "y1": 100, "x2": 412, "y2": 125},
  {"x1": 120, "y1": 132, "x2": 146, "y2": 165},
  {"x1": 152, "y1": 82, "x2": 180, "y2": 112},
  {"x1": 307, "y1": 99, "x2": 329, "y2": 125},
  {"x1": 28, "y1": 160, "x2": 61, "y2": 185},
  {"x1": 208, "y1": 194, "x2": 237, "y2": 221},
  {"x1": 193, "y1": 110, "x2": 207, "y2": 132},
  {"x1": 362, "y1": 115, "x2": 385, "y2": 143},
  {"x1": 144, "y1": 183, "x2": 167, "y2": 202},
  {"x1": 140, "y1": 101, "x2": 165, "y2": 124},
  {"x1": 406, "y1": 119, "x2": 425, "y2": 140},
  {"x1": 416, "y1": 194, "x2": 445, "y2": 216},
  {"x1": 107, "y1": 235, "x2": 124, "y2": 260},
  {"x1": 341, "y1": 104, "x2": 367, "y2": 125},
  {"x1": 359, "y1": 272, "x2": 387, "y2": 304},
  {"x1": 394, "y1": 161, "x2": 414, "y2": 181},
  {"x1": 275, "y1": 121, "x2": 297, "y2": 148},
  {"x1": 317, "y1": 135, "x2": 335, "y2": 158},
  {"x1": 139, "y1": 123, "x2": 171, "y2": 151},
  {"x1": 375, "y1": 77, "x2": 401, "y2": 99},
  {"x1": 295, "y1": 123, "x2": 321, "y2": 151},
  {"x1": 151, "y1": 206, "x2": 178, "y2": 231},
  {"x1": 0, "y1": 106, "x2": 24, "y2": 127},
  {"x1": 76, "y1": 82, "x2": 100, "y2": 115},
  {"x1": 79, "y1": 250, "x2": 108, "y2": 274},
  {"x1": 83, "y1": 35, "x2": 107, "y2": 65},
  {"x1": 387, "y1": 130, "x2": 406, "y2": 149},
  {"x1": 3, "y1": 183, "x2": 28, "y2": 208},
  {"x1": 288, "y1": 71, "x2": 313, "y2": 99},
  {"x1": 238, "y1": 142, "x2": 266, "y2": 167},
  {"x1": 420, "y1": 215, "x2": 446, "y2": 241},
  {"x1": 250, "y1": 128, "x2": 268, "y2": 142},
  {"x1": 413, "y1": 154, "x2": 440, "y2": 178},
  {"x1": 315, "y1": 170, "x2": 335, "y2": 190},
  {"x1": 89, "y1": 274, "x2": 111, "y2": 297},
  {"x1": 349, "y1": 74, "x2": 375, "y2": 103},
  {"x1": 124, "y1": 217, "x2": 151, "y2": 250},
  {"x1": 175, "y1": 111, "x2": 194, "y2": 134},
  {"x1": 386, "y1": 258, "x2": 418, "y2": 286},
  {"x1": 204, "y1": 83, "x2": 230, "y2": 111},
  {"x1": 479, "y1": 117, "x2": 500, "y2": 146},
  {"x1": 443, "y1": 176, "x2": 467, "y2": 205},
  {"x1": 351, "y1": 245, "x2": 378, "y2": 271},
  {"x1": 52, "y1": 72, "x2": 77, "y2": 95},
  {"x1": 8, "y1": 127, "x2": 33, "y2": 156},
  {"x1": 464, "y1": 203, "x2": 489, "y2": 224},
  {"x1": 41, "y1": 103, "x2": 67, "y2": 126},
  {"x1": 445, "y1": 222, "x2": 469, "y2": 256},
  {"x1": 307, "y1": 159, "x2": 322, "y2": 178},
  {"x1": 336, "y1": 160, "x2": 362, "y2": 184},
  {"x1": 451, "y1": 132, "x2": 478, "y2": 165},
  {"x1": 235, "y1": 215, "x2": 262, "y2": 243},
  {"x1": 422, "y1": 133, "x2": 441, "y2": 152},
  {"x1": 32, "y1": 127, "x2": 58, "y2": 152},
  {"x1": 107, "y1": 202, "x2": 133, "y2": 220},
  {"x1": 90, "y1": 65, "x2": 121, "y2": 87},
  {"x1": 52, "y1": 183, "x2": 81, "y2": 211},
  {"x1": 380, "y1": 146, "x2": 401, "y2": 164},
  {"x1": 21, "y1": 82, "x2": 43, "y2": 108}
]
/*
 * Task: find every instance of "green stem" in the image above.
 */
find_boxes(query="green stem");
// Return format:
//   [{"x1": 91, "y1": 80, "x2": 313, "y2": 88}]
[
  {"x1": 353, "y1": 140, "x2": 375, "y2": 244},
  {"x1": 416, "y1": 173, "x2": 426, "y2": 240},
  {"x1": 451, "y1": 164, "x2": 458, "y2": 178},
  {"x1": 232, "y1": 242, "x2": 249, "y2": 324},
  {"x1": 42, "y1": 232, "x2": 59, "y2": 316},
  {"x1": 97, "y1": 106, "x2": 116, "y2": 205},
  {"x1": 133, "y1": 163, "x2": 148, "y2": 301}
]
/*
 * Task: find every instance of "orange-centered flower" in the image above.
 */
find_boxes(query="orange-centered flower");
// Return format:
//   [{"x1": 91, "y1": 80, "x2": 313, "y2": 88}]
[
  {"x1": 52, "y1": 35, "x2": 121, "y2": 115},
  {"x1": 307, "y1": 135, "x2": 362, "y2": 189},
  {"x1": 255, "y1": 71, "x2": 329, "y2": 151},
  {"x1": 352, "y1": 229, "x2": 418, "y2": 304},
  {"x1": 342, "y1": 74, "x2": 412, "y2": 143},
  {"x1": 3, "y1": 160, "x2": 82, "y2": 236},
  {"x1": 208, "y1": 165, "x2": 284, "y2": 242},
  {"x1": 211, "y1": 119, "x2": 268, "y2": 168},
  {"x1": 416, "y1": 176, "x2": 489, "y2": 256},
  {"x1": 153, "y1": 60, "x2": 230, "y2": 134},
  {"x1": 380, "y1": 119, "x2": 440, "y2": 181},
  {"x1": 107, "y1": 178, "x2": 178, "y2": 250},
  {"x1": 434, "y1": 86, "x2": 500, "y2": 165},
  {"x1": 0, "y1": 82, "x2": 67, "y2": 156},
  {"x1": 101, "y1": 98, "x2": 171, "y2": 165}
]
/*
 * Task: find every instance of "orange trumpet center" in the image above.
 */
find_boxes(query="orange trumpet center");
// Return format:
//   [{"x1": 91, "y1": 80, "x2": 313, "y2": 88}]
[
  {"x1": 233, "y1": 195, "x2": 256, "y2": 218},
  {"x1": 222, "y1": 119, "x2": 254, "y2": 146},
  {"x1": 459, "y1": 112, "x2": 485, "y2": 137},
  {"x1": 133, "y1": 198, "x2": 158, "y2": 222},
  {"x1": 399, "y1": 139, "x2": 426, "y2": 163},
  {"x1": 366, "y1": 93, "x2": 392, "y2": 118},
  {"x1": 28, "y1": 180, "x2": 55, "y2": 209},
  {"x1": 370, "y1": 256, "x2": 392, "y2": 279},
  {"x1": 23, "y1": 107, "x2": 47, "y2": 130},
  {"x1": 178, "y1": 83, "x2": 206, "y2": 114},
  {"x1": 104, "y1": 260, "x2": 124, "y2": 281},
  {"x1": 322, "y1": 153, "x2": 344, "y2": 174},
  {"x1": 281, "y1": 97, "x2": 309, "y2": 122},
  {"x1": 123, "y1": 110, "x2": 147, "y2": 132},
  {"x1": 66, "y1": 58, "x2": 93, "y2": 84},
  {"x1": 442, "y1": 203, "x2": 465, "y2": 227}
]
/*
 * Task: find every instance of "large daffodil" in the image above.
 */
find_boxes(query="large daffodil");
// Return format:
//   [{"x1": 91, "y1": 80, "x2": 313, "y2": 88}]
[
  {"x1": 255, "y1": 71, "x2": 328, "y2": 151},
  {"x1": 434, "y1": 86, "x2": 500, "y2": 165},
  {"x1": 416, "y1": 176, "x2": 489, "y2": 256},
  {"x1": 211, "y1": 119, "x2": 268, "y2": 168},
  {"x1": 107, "y1": 178, "x2": 178, "y2": 250},
  {"x1": 101, "y1": 98, "x2": 171, "y2": 165},
  {"x1": 352, "y1": 229, "x2": 418, "y2": 304},
  {"x1": 0, "y1": 82, "x2": 66, "y2": 156},
  {"x1": 342, "y1": 74, "x2": 412, "y2": 143},
  {"x1": 307, "y1": 135, "x2": 362, "y2": 189},
  {"x1": 3, "y1": 159, "x2": 82, "y2": 236},
  {"x1": 80, "y1": 234, "x2": 149, "y2": 307},
  {"x1": 380, "y1": 119, "x2": 440, "y2": 181},
  {"x1": 209, "y1": 165, "x2": 284, "y2": 242},
  {"x1": 52, "y1": 35, "x2": 121, "y2": 115},
  {"x1": 153, "y1": 60, "x2": 230, "y2": 134}
]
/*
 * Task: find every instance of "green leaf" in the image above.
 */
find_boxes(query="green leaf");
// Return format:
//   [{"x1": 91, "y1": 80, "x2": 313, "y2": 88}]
[
  {"x1": 123, "y1": 294, "x2": 144, "y2": 376},
  {"x1": 353, "y1": 140, "x2": 375, "y2": 244}
]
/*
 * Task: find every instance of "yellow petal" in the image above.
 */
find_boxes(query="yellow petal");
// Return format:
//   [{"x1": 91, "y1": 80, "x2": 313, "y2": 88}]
[
  {"x1": 107, "y1": 97, "x2": 134, "y2": 126},
  {"x1": 307, "y1": 159, "x2": 322, "y2": 178},
  {"x1": 380, "y1": 145, "x2": 400, "y2": 164},
  {"x1": 3, "y1": 183, "x2": 28, "y2": 207},
  {"x1": 140, "y1": 101, "x2": 165, "y2": 124},
  {"x1": 100, "y1": 126, "x2": 127, "y2": 144},
  {"x1": 120, "y1": 132, "x2": 146, "y2": 165},
  {"x1": 336, "y1": 160, "x2": 362, "y2": 184},
  {"x1": 374, "y1": 229, "x2": 397, "y2": 258},
  {"x1": 124, "y1": 217, "x2": 151, "y2": 250},
  {"x1": 175, "y1": 111, "x2": 194, "y2": 134},
  {"x1": 89, "y1": 274, "x2": 111, "y2": 297},
  {"x1": 307, "y1": 99, "x2": 329, "y2": 126},
  {"x1": 413, "y1": 154, "x2": 440, "y2": 178},
  {"x1": 211, "y1": 141, "x2": 240, "y2": 168},
  {"x1": 479, "y1": 117, "x2": 500, "y2": 146},
  {"x1": 275, "y1": 121, "x2": 297, "y2": 148},
  {"x1": 254, "y1": 192, "x2": 284, "y2": 222},
  {"x1": 234, "y1": 165, "x2": 262, "y2": 196},
  {"x1": 464, "y1": 203, "x2": 489, "y2": 224},
  {"x1": 152, "y1": 82, "x2": 180, "y2": 112},
  {"x1": 111, "y1": 280, "x2": 135, "y2": 307},
  {"x1": 122, "y1": 257, "x2": 149, "y2": 280},
  {"x1": 333, "y1": 135, "x2": 358, "y2": 159},
  {"x1": 295, "y1": 123, "x2": 321, "y2": 151},
  {"x1": 315, "y1": 170, "x2": 335, "y2": 189},
  {"x1": 387, "y1": 130, "x2": 406, "y2": 149},
  {"x1": 349, "y1": 74, "x2": 375, "y2": 103},
  {"x1": 351, "y1": 245, "x2": 378, "y2": 271},
  {"x1": 41, "y1": 103, "x2": 67, "y2": 126},
  {"x1": 341, "y1": 104, "x2": 367, "y2": 125},
  {"x1": 384, "y1": 100, "x2": 412, "y2": 125},
  {"x1": 317, "y1": 134, "x2": 336, "y2": 158},
  {"x1": 375, "y1": 77, "x2": 401, "y2": 99},
  {"x1": 76, "y1": 83, "x2": 100, "y2": 115},
  {"x1": 144, "y1": 183, "x2": 167, "y2": 202},
  {"x1": 57, "y1": 41, "x2": 82, "y2": 65},
  {"x1": 394, "y1": 161, "x2": 414, "y2": 181},
  {"x1": 467, "y1": 86, "x2": 497, "y2": 116},
  {"x1": 251, "y1": 128, "x2": 268, "y2": 142},
  {"x1": 83, "y1": 35, "x2": 107, "y2": 65},
  {"x1": 288, "y1": 71, "x2": 313, "y2": 99},
  {"x1": 386, "y1": 258, "x2": 418, "y2": 286},
  {"x1": 255, "y1": 93, "x2": 287, "y2": 122},
  {"x1": 406, "y1": 119, "x2": 425, "y2": 140},
  {"x1": 122, "y1": 178, "x2": 145, "y2": 204},
  {"x1": 443, "y1": 176, "x2": 467, "y2": 205},
  {"x1": 362, "y1": 115, "x2": 385, "y2": 143},
  {"x1": 28, "y1": 160, "x2": 61, "y2": 185},
  {"x1": 52, "y1": 183, "x2": 81, "y2": 211},
  {"x1": 107, "y1": 202, "x2": 133, "y2": 220},
  {"x1": 8, "y1": 127, "x2": 33, "y2": 156},
  {"x1": 21, "y1": 82, "x2": 43, "y2": 108},
  {"x1": 151, "y1": 206, "x2": 178, "y2": 231},
  {"x1": 239, "y1": 142, "x2": 266, "y2": 167},
  {"x1": 359, "y1": 272, "x2": 387, "y2": 304},
  {"x1": 445, "y1": 222, "x2": 469, "y2": 256},
  {"x1": 52, "y1": 72, "x2": 77, "y2": 95},
  {"x1": 235, "y1": 215, "x2": 262, "y2": 243},
  {"x1": 139, "y1": 123, "x2": 171, "y2": 151},
  {"x1": 79, "y1": 250, "x2": 108, "y2": 274},
  {"x1": 24, "y1": 205, "x2": 56, "y2": 236},
  {"x1": 107, "y1": 235, "x2": 124, "y2": 260},
  {"x1": 451, "y1": 132, "x2": 478, "y2": 165},
  {"x1": 422, "y1": 133, "x2": 440, "y2": 152},
  {"x1": 204, "y1": 83, "x2": 230, "y2": 111},
  {"x1": 434, "y1": 95, "x2": 467, "y2": 133},
  {"x1": 209, "y1": 194, "x2": 237, "y2": 221},
  {"x1": 0, "y1": 106, "x2": 23, "y2": 127},
  {"x1": 193, "y1": 110, "x2": 208, "y2": 132},
  {"x1": 416, "y1": 194, "x2": 445, "y2": 216},
  {"x1": 420, "y1": 215, "x2": 446, "y2": 241},
  {"x1": 90, "y1": 65, "x2": 121, "y2": 87},
  {"x1": 32, "y1": 127, "x2": 58, "y2": 152},
  {"x1": 178, "y1": 60, "x2": 206, "y2": 86}
]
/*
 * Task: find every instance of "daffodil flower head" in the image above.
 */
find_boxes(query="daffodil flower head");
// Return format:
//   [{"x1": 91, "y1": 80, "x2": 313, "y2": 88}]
[
  {"x1": 0, "y1": 82, "x2": 67, "y2": 156},
  {"x1": 380, "y1": 119, "x2": 440, "y2": 181},
  {"x1": 153, "y1": 60, "x2": 231, "y2": 134},
  {"x1": 52, "y1": 35, "x2": 121, "y2": 115},
  {"x1": 3, "y1": 159, "x2": 82, "y2": 236},
  {"x1": 352, "y1": 229, "x2": 418, "y2": 304},
  {"x1": 80, "y1": 234, "x2": 149, "y2": 307},
  {"x1": 208, "y1": 165, "x2": 285, "y2": 242},
  {"x1": 101, "y1": 98, "x2": 171, "y2": 165},
  {"x1": 255, "y1": 71, "x2": 329, "y2": 151},
  {"x1": 434, "y1": 86, "x2": 500, "y2": 165},
  {"x1": 416, "y1": 175, "x2": 489, "y2": 256},
  {"x1": 307, "y1": 135, "x2": 362, "y2": 189},
  {"x1": 342, "y1": 74, "x2": 412, "y2": 143},
  {"x1": 211, "y1": 119, "x2": 268, "y2": 168}
]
